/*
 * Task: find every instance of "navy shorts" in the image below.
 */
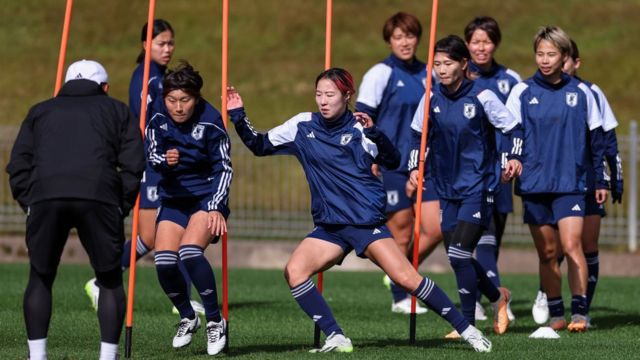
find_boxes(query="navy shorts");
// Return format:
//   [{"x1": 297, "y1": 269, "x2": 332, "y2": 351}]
[
  {"x1": 140, "y1": 167, "x2": 161, "y2": 209},
  {"x1": 585, "y1": 192, "x2": 606, "y2": 217},
  {"x1": 522, "y1": 193, "x2": 585, "y2": 225},
  {"x1": 494, "y1": 182, "x2": 513, "y2": 214},
  {"x1": 307, "y1": 223, "x2": 392, "y2": 258},
  {"x1": 382, "y1": 171, "x2": 438, "y2": 213},
  {"x1": 440, "y1": 193, "x2": 493, "y2": 232},
  {"x1": 157, "y1": 195, "x2": 210, "y2": 228}
]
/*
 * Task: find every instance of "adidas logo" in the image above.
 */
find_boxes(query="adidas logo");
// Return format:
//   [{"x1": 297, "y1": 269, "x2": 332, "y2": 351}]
[
  {"x1": 588, "y1": 275, "x2": 597, "y2": 282},
  {"x1": 372, "y1": 228, "x2": 382, "y2": 235},
  {"x1": 201, "y1": 289, "x2": 214, "y2": 296},
  {"x1": 486, "y1": 270, "x2": 496, "y2": 278},
  {"x1": 433, "y1": 106, "x2": 441, "y2": 113},
  {"x1": 458, "y1": 288, "x2": 471, "y2": 294},
  {"x1": 441, "y1": 307, "x2": 451, "y2": 316},
  {"x1": 75, "y1": 73, "x2": 83, "y2": 79},
  {"x1": 472, "y1": 212, "x2": 481, "y2": 219},
  {"x1": 168, "y1": 292, "x2": 180, "y2": 298},
  {"x1": 572, "y1": 204, "x2": 582, "y2": 211},
  {"x1": 312, "y1": 315, "x2": 323, "y2": 322},
  {"x1": 529, "y1": 97, "x2": 539, "y2": 105},
  {"x1": 396, "y1": 80, "x2": 405, "y2": 87},
  {"x1": 160, "y1": 123, "x2": 168, "y2": 131},
  {"x1": 307, "y1": 131, "x2": 316, "y2": 139}
]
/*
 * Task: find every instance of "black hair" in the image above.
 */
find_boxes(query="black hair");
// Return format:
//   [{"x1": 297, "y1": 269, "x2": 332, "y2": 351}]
[
  {"x1": 434, "y1": 35, "x2": 471, "y2": 62},
  {"x1": 569, "y1": 39, "x2": 580, "y2": 61},
  {"x1": 464, "y1": 16, "x2": 502, "y2": 47},
  {"x1": 163, "y1": 61, "x2": 203, "y2": 99},
  {"x1": 136, "y1": 19, "x2": 174, "y2": 64}
]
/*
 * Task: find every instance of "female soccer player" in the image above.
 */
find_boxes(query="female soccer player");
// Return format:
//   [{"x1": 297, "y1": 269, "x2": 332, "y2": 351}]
[
  {"x1": 552, "y1": 38, "x2": 623, "y2": 328},
  {"x1": 463, "y1": 16, "x2": 520, "y2": 322},
  {"x1": 505, "y1": 26, "x2": 607, "y2": 332},
  {"x1": 355, "y1": 12, "x2": 435, "y2": 314},
  {"x1": 409, "y1": 35, "x2": 520, "y2": 337},
  {"x1": 147, "y1": 62, "x2": 231, "y2": 355},
  {"x1": 227, "y1": 68, "x2": 491, "y2": 353}
]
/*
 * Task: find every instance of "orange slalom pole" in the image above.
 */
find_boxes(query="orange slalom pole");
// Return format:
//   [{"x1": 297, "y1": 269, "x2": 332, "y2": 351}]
[
  {"x1": 53, "y1": 0, "x2": 73, "y2": 95},
  {"x1": 409, "y1": 0, "x2": 439, "y2": 345},
  {"x1": 220, "y1": 0, "x2": 230, "y2": 353},
  {"x1": 125, "y1": 1, "x2": 156, "y2": 357},
  {"x1": 314, "y1": 0, "x2": 332, "y2": 349}
]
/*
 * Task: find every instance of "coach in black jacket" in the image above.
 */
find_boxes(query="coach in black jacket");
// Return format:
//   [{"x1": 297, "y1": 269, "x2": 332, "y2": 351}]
[{"x1": 6, "y1": 60, "x2": 144, "y2": 360}]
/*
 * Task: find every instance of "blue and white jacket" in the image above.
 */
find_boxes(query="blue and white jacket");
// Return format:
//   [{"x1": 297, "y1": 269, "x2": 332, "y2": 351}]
[
  {"x1": 506, "y1": 71, "x2": 606, "y2": 195},
  {"x1": 578, "y1": 77, "x2": 623, "y2": 195},
  {"x1": 470, "y1": 60, "x2": 522, "y2": 212},
  {"x1": 229, "y1": 108, "x2": 399, "y2": 226},
  {"x1": 356, "y1": 54, "x2": 426, "y2": 173},
  {"x1": 146, "y1": 100, "x2": 232, "y2": 217},
  {"x1": 409, "y1": 79, "x2": 523, "y2": 200},
  {"x1": 129, "y1": 61, "x2": 166, "y2": 122}
]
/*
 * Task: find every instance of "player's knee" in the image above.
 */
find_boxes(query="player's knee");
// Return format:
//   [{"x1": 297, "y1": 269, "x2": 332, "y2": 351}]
[
  {"x1": 284, "y1": 262, "x2": 308, "y2": 287},
  {"x1": 561, "y1": 239, "x2": 583, "y2": 258},
  {"x1": 388, "y1": 269, "x2": 416, "y2": 292},
  {"x1": 95, "y1": 267, "x2": 123, "y2": 290}
]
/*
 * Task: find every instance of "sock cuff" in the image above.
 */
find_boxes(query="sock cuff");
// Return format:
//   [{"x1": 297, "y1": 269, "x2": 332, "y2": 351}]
[
  {"x1": 477, "y1": 235, "x2": 497, "y2": 246},
  {"x1": 136, "y1": 235, "x2": 150, "y2": 254},
  {"x1": 448, "y1": 246, "x2": 473, "y2": 259},
  {"x1": 290, "y1": 278, "x2": 315, "y2": 298},
  {"x1": 412, "y1": 277, "x2": 435, "y2": 299},
  {"x1": 547, "y1": 296, "x2": 564, "y2": 306},
  {"x1": 584, "y1": 252, "x2": 599, "y2": 263},
  {"x1": 154, "y1": 250, "x2": 178, "y2": 265},
  {"x1": 178, "y1": 245, "x2": 204, "y2": 260}
]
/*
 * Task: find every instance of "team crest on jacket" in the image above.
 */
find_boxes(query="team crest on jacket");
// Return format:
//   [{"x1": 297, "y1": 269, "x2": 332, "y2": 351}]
[
  {"x1": 340, "y1": 133, "x2": 353, "y2": 145},
  {"x1": 146, "y1": 186, "x2": 159, "y2": 202},
  {"x1": 497, "y1": 79, "x2": 510, "y2": 95},
  {"x1": 192, "y1": 124, "x2": 205, "y2": 140},
  {"x1": 463, "y1": 103, "x2": 476, "y2": 119},
  {"x1": 566, "y1": 92, "x2": 578, "y2": 107}
]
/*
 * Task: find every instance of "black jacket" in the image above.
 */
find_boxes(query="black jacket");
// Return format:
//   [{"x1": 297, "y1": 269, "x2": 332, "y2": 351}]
[{"x1": 6, "y1": 79, "x2": 145, "y2": 215}]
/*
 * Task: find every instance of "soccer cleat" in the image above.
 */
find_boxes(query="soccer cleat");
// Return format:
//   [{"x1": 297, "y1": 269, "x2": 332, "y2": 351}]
[
  {"x1": 568, "y1": 314, "x2": 588, "y2": 333},
  {"x1": 309, "y1": 332, "x2": 353, "y2": 353},
  {"x1": 206, "y1": 319, "x2": 227, "y2": 355},
  {"x1": 475, "y1": 301, "x2": 488, "y2": 321},
  {"x1": 173, "y1": 316, "x2": 201, "y2": 348},
  {"x1": 491, "y1": 287, "x2": 511, "y2": 335},
  {"x1": 172, "y1": 300, "x2": 206, "y2": 316},
  {"x1": 382, "y1": 274, "x2": 391, "y2": 291},
  {"x1": 85, "y1": 278, "x2": 100, "y2": 311},
  {"x1": 444, "y1": 330, "x2": 461, "y2": 339},
  {"x1": 391, "y1": 297, "x2": 428, "y2": 314},
  {"x1": 586, "y1": 315, "x2": 594, "y2": 329},
  {"x1": 461, "y1": 325, "x2": 492, "y2": 353},
  {"x1": 549, "y1": 316, "x2": 567, "y2": 331},
  {"x1": 532, "y1": 291, "x2": 549, "y2": 325}
]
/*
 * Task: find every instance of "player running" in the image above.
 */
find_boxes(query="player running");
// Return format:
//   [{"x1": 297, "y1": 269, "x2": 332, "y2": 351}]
[
  {"x1": 227, "y1": 68, "x2": 492, "y2": 353},
  {"x1": 505, "y1": 26, "x2": 607, "y2": 332},
  {"x1": 146, "y1": 62, "x2": 231, "y2": 355},
  {"x1": 409, "y1": 35, "x2": 520, "y2": 338}
]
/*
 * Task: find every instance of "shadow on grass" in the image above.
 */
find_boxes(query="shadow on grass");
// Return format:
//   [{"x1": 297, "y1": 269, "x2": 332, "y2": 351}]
[
  {"x1": 228, "y1": 300, "x2": 278, "y2": 310},
  {"x1": 226, "y1": 342, "x2": 315, "y2": 356}
]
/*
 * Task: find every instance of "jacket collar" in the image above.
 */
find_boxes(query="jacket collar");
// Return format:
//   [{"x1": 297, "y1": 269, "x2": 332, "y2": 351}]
[
  {"x1": 439, "y1": 78, "x2": 474, "y2": 100},
  {"x1": 385, "y1": 53, "x2": 424, "y2": 73},
  {"x1": 469, "y1": 60, "x2": 502, "y2": 77},
  {"x1": 532, "y1": 70, "x2": 571, "y2": 90},
  {"x1": 57, "y1": 79, "x2": 106, "y2": 97},
  {"x1": 317, "y1": 109, "x2": 354, "y2": 131}
]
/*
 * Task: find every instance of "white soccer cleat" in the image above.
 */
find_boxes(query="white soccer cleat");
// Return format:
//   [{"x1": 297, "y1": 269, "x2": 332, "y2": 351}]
[
  {"x1": 173, "y1": 316, "x2": 201, "y2": 348},
  {"x1": 475, "y1": 301, "x2": 488, "y2": 321},
  {"x1": 461, "y1": 325, "x2": 492, "y2": 353},
  {"x1": 391, "y1": 297, "x2": 428, "y2": 314},
  {"x1": 206, "y1": 319, "x2": 227, "y2": 355},
  {"x1": 309, "y1": 332, "x2": 353, "y2": 353},
  {"x1": 507, "y1": 301, "x2": 516, "y2": 322},
  {"x1": 532, "y1": 291, "x2": 549, "y2": 325},
  {"x1": 84, "y1": 278, "x2": 100, "y2": 311}
]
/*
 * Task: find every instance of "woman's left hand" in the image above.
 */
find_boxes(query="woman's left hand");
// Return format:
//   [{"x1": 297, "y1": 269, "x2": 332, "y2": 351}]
[
  {"x1": 502, "y1": 159, "x2": 522, "y2": 182},
  {"x1": 595, "y1": 189, "x2": 608, "y2": 204},
  {"x1": 207, "y1": 210, "x2": 227, "y2": 236},
  {"x1": 354, "y1": 112, "x2": 374, "y2": 128}
]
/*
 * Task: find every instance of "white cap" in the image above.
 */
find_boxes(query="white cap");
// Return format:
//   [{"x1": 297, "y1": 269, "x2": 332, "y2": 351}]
[{"x1": 64, "y1": 59, "x2": 109, "y2": 85}]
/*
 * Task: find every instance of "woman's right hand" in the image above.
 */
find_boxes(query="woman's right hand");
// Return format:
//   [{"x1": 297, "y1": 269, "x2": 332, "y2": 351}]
[
  {"x1": 165, "y1": 148, "x2": 179, "y2": 166},
  {"x1": 226, "y1": 86, "x2": 243, "y2": 110},
  {"x1": 406, "y1": 170, "x2": 419, "y2": 197}
]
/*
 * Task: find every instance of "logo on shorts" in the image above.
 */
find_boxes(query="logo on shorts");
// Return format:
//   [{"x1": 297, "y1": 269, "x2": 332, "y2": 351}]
[
  {"x1": 372, "y1": 228, "x2": 382, "y2": 235},
  {"x1": 191, "y1": 124, "x2": 205, "y2": 140},
  {"x1": 497, "y1": 79, "x2": 510, "y2": 95},
  {"x1": 472, "y1": 211, "x2": 482, "y2": 219},
  {"x1": 463, "y1": 103, "x2": 476, "y2": 119},
  {"x1": 572, "y1": 204, "x2": 582, "y2": 211},
  {"x1": 146, "y1": 186, "x2": 159, "y2": 202},
  {"x1": 340, "y1": 133, "x2": 353, "y2": 145},
  {"x1": 387, "y1": 190, "x2": 399, "y2": 206},
  {"x1": 566, "y1": 92, "x2": 578, "y2": 107}
]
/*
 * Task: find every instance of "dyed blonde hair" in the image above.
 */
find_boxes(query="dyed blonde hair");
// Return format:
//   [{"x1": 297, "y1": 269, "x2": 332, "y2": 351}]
[{"x1": 533, "y1": 26, "x2": 572, "y2": 56}]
